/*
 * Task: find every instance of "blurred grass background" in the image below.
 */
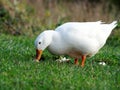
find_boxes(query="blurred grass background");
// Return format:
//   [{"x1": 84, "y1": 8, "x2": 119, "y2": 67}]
[{"x1": 0, "y1": 0, "x2": 120, "y2": 36}]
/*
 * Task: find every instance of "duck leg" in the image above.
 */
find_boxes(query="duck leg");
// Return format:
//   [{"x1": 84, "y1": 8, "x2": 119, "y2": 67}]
[
  {"x1": 74, "y1": 58, "x2": 79, "y2": 65},
  {"x1": 81, "y1": 55, "x2": 86, "y2": 67}
]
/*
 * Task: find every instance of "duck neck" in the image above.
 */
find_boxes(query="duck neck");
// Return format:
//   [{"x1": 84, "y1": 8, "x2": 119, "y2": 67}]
[{"x1": 45, "y1": 30, "x2": 55, "y2": 44}]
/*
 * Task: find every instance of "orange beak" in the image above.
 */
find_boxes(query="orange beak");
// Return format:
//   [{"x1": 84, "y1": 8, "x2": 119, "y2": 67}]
[{"x1": 36, "y1": 49, "x2": 43, "y2": 62}]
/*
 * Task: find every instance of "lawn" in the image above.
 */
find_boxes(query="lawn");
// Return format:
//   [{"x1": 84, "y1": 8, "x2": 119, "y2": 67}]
[{"x1": 0, "y1": 34, "x2": 120, "y2": 90}]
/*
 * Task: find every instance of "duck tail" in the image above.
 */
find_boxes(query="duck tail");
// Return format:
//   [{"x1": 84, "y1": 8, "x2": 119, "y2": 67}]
[
  {"x1": 110, "y1": 21, "x2": 117, "y2": 30},
  {"x1": 103, "y1": 21, "x2": 117, "y2": 39}
]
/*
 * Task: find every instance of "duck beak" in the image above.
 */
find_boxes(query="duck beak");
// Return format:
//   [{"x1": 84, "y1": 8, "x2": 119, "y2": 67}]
[{"x1": 36, "y1": 49, "x2": 43, "y2": 62}]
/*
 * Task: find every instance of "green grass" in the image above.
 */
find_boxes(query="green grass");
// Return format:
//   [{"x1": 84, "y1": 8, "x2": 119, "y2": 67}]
[{"x1": 0, "y1": 34, "x2": 120, "y2": 90}]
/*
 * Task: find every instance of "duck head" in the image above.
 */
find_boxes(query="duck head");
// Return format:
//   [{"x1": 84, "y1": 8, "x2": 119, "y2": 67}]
[{"x1": 35, "y1": 31, "x2": 53, "y2": 62}]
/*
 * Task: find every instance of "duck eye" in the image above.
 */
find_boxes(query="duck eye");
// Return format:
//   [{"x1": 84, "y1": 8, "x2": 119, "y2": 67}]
[{"x1": 39, "y1": 42, "x2": 41, "y2": 44}]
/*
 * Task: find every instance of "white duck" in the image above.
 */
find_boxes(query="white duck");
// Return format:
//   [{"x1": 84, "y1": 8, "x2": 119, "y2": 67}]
[{"x1": 35, "y1": 21, "x2": 117, "y2": 67}]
